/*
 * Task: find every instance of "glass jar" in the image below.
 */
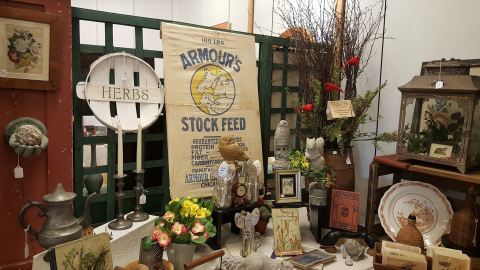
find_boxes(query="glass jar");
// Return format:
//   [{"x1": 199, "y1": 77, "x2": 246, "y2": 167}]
[
  {"x1": 240, "y1": 229, "x2": 255, "y2": 258},
  {"x1": 213, "y1": 179, "x2": 232, "y2": 209}
]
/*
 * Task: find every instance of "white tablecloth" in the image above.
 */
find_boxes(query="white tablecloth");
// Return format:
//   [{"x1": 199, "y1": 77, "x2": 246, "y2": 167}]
[{"x1": 32, "y1": 208, "x2": 373, "y2": 269}]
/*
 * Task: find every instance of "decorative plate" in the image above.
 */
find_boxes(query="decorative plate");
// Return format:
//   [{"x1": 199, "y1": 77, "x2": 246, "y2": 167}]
[{"x1": 378, "y1": 181, "x2": 453, "y2": 247}]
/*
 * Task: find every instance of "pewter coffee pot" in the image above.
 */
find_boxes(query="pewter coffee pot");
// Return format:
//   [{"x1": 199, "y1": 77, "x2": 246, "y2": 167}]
[{"x1": 18, "y1": 183, "x2": 96, "y2": 250}]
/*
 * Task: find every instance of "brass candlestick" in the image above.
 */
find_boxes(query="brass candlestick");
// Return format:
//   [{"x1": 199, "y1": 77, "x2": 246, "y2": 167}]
[
  {"x1": 108, "y1": 174, "x2": 133, "y2": 230},
  {"x1": 127, "y1": 169, "x2": 149, "y2": 222}
]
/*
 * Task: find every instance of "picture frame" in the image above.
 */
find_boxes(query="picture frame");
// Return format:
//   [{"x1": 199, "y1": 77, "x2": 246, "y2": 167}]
[
  {"x1": 0, "y1": 6, "x2": 60, "y2": 91},
  {"x1": 275, "y1": 169, "x2": 302, "y2": 204}
]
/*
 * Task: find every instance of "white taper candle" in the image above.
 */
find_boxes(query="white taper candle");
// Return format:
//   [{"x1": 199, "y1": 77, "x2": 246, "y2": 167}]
[
  {"x1": 118, "y1": 123, "x2": 123, "y2": 176},
  {"x1": 136, "y1": 122, "x2": 142, "y2": 171}
]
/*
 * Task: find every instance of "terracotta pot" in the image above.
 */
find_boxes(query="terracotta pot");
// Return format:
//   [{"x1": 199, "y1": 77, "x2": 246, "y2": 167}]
[
  {"x1": 324, "y1": 148, "x2": 355, "y2": 191},
  {"x1": 255, "y1": 218, "x2": 269, "y2": 235}
]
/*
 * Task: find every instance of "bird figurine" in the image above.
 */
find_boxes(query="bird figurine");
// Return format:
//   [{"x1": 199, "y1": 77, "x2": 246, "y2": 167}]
[
  {"x1": 219, "y1": 135, "x2": 249, "y2": 162},
  {"x1": 273, "y1": 120, "x2": 291, "y2": 169}
]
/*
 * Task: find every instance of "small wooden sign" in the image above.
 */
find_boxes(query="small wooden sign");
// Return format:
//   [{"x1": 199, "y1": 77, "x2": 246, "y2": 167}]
[
  {"x1": 327, "y1": 100, "x2": 355, "y2": 119},
  {"x1": 84, "y1": 82, "x2": 163, "y2": 104}
]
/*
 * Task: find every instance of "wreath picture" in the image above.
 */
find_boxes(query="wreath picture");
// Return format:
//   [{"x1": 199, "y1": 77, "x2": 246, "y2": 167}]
[{"x1": 7, "y1": 28, "x2": 42, "y2": 72}]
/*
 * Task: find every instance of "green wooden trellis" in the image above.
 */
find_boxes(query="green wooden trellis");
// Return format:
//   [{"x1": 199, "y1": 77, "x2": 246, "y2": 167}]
[{"x1": 72, "y1": 7, "x2": 299, "y2": 223}]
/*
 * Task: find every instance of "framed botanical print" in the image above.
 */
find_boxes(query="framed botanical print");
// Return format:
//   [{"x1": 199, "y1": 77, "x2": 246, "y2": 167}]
[
  {"x1": 274, "y1": 169, "x2": 302, "y2": 204},
  {"x1": 272, "y1": 208, "x2": 302, "y2": 256},
  {"x1": 0, "y1": 6, "x2": 60, "y2": 91}
]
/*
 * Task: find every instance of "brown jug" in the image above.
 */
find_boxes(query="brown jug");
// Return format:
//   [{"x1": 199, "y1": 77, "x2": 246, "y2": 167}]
[
  {"x1": 18, "y1": 183, "x2": 96, "y2": 251},
  {"x1": 449, "y1": 187, "x2": 479, "y2": 249},
  {"x1": 396, "y1": 214, "x2": 424, "y2": 250}
]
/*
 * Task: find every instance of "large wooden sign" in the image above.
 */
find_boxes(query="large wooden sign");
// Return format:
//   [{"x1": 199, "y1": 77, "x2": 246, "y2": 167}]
[{"x1": 162, "y1": 23, "x2": 263, "y2": 198}]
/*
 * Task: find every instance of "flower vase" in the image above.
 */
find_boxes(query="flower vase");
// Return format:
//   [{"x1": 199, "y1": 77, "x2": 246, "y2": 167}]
[
  {"x1": 139, "y1": 237, "x2": 165, "y2": 270},
  {"x1": 167, "y1": 243, "x2": 195, "y2": 270},
  {"x1": 84, "y1": 144, "x2": 103, "y2": 194}
]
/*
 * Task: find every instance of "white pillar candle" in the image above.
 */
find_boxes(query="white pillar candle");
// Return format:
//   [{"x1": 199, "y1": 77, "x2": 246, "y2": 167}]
[
  {"x1": 118, "y1": 123, "x2": 123, "y2": 176},
  {"x1": 136, "y1": 122, "x2": 142, "y2": 172}
]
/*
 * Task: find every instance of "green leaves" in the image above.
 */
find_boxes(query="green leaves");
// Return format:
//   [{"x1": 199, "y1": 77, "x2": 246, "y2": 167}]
[
  {"x1": 143, "y1": 237, "x2": 155, "y2": 249},
  {"x1": 173, "y1": 232, "x2": 191, "y2": 244},
  {"x1": 205, "y1": 222, "x2": 216, "y2": 238}
]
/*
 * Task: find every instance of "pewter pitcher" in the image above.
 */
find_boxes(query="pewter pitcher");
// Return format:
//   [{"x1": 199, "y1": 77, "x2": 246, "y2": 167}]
[{"x1": 18, "y1": 183, "x2": 96, "y2": 250}]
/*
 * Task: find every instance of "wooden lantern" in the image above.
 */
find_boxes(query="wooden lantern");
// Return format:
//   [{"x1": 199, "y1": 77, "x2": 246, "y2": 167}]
[{"x1": 396, "y1": 74, "x2": 480, "y2": 173}]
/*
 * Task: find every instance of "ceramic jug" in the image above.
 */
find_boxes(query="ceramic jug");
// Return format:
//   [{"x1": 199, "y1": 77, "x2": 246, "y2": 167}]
[{"x1": 18, "y1": 183, "x2": 96, "y2": 250}]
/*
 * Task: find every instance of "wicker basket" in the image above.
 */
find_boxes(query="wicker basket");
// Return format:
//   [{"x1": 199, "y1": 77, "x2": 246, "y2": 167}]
[
  {"x1": 449, "y1": 187, "x2": 479, "y2": 249},
  {"x1": 396, "y1": 214, "x2": 424, "y2": 250}
]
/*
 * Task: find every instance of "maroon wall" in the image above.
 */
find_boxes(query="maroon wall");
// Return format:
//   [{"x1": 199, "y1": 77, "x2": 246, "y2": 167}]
[{"x1": 0, "y1": 0, "x2": 72, "y2": 268}]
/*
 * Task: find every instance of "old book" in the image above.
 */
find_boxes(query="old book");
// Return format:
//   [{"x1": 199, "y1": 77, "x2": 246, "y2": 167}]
[
  {"x1": 381, "y1": 240, "x2": 422, "y2": 254},
  {"x1": 432, "y1": 248, "x2": 470, "y2": 270},
  {"x1": 272, "y1": 208, "x2": 302, "y2": 256},
  {"x1": 329, "y1": 189, "x2": 359, "y2": 232},
  {"x1": 382, "y1": 248, "x2": 427, "y2": 270},
  {"x1": 288, "y1": 249, "x2": 335, "y2": 269}
]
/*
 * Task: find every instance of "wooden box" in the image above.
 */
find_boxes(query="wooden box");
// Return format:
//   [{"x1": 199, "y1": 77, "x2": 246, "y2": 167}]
[{"x1": 373, "y1": 243, "x2": 432, "y2": 270}]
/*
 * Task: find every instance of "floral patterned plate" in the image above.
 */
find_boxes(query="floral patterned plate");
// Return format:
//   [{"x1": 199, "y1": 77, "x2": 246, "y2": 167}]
[{"x1": 378, "y1": 181, "x2": 453, "y2": 247}]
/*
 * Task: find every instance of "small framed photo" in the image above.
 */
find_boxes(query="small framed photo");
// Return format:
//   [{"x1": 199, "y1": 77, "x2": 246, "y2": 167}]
[
  {"x1": 0, "y1": 6, "x2": 60, "y2": 91},
  {"x1": 275, "y1": 169, "x2": 301, "y2": 204}
]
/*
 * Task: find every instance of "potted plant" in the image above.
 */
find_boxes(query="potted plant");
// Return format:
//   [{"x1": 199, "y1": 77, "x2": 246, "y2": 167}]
[
  {"x1": 289, "y1": 149, "x2": 335, "y2": 204},
  {"x1": 255, "y1": 200, "x2": 273, "y2": 235},
  {"x1": 144, "y1": 197, "x2": 216, "y2": 270}
]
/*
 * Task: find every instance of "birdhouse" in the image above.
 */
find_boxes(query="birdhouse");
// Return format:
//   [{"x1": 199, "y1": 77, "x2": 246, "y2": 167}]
[{"x1": 396, "y1": 74, "x2": 480, "y2": 173}]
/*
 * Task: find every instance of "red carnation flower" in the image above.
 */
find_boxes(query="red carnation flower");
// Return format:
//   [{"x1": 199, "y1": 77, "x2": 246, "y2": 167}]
[
  {"x1": 343, "y1": 56, "x2": 360, "y2": 69},
  {"x1": 324, "y1": 83, "x2": 343, "y2": 93},
  {"x1": 303, "y1": 104, "x2": 314, "y2": 112}
]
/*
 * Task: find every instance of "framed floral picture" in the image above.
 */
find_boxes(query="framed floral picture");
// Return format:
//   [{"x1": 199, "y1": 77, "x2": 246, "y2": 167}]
[
  {"x1": 0, "y1": 6, "x2": 60, "y2": 91},
  {"x1": 274, "y1": 169, "x2": 302, "y2": 204}
]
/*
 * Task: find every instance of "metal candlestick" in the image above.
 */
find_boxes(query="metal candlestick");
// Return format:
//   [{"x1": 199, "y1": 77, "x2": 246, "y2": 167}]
[
  {"x1": 127, "y1": 169, "x2": 149, "y2": 222},
  {"x1": 108, "y1": 174, "x2": 133, "y2": 230}
]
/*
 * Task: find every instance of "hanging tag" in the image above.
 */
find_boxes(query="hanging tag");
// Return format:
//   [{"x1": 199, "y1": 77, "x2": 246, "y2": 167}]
[
  {"x1": 435, "y1": 80, "x2": 444, "y2": 89},
  {"x1": 140, "y1": 194, "x2": 146, "y2": 204},
  {"x1": 218, "y1": 161, "x2": 229, "y2": 178},
  {"x1": 24, "y1": 228, "x2": 29, "y2": 259},
  {"x1": 14, "y1": 166, "x2": 24, "y2": 179},
  {"x1": 332, "y1": 150, "x2": 338, "y2": 155},
  {"x1": 346, "y1": 154, "x2": 352, "y2": 165},
  {"x1": 0, "y1": 69, "x2": 7, "y2": 77}
]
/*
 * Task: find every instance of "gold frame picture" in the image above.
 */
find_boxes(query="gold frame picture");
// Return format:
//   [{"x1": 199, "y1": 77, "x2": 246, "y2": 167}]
[
  {"x1": 0, "y1": 6, "x2": 60, "y2": 91},
  {"x1": 275, "y1": 169, "x2": 302, "y2": 204}
]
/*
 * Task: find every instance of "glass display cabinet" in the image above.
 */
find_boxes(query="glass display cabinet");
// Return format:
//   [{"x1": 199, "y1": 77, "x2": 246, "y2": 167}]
[{"x1": 397, "y1": 75, "x2": 480, "y2": 173}]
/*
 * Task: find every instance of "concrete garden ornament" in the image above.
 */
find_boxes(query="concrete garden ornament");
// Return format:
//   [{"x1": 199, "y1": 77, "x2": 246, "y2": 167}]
[
  {"x1": 305, "y1": 137, "x2": 325, "y2": 170},
  {"x1": 273, "y1": 120, "x2": 291, "y2": 169},
  {"x1": 5, "y1": 117, "x2": 48, "y2": 157}
]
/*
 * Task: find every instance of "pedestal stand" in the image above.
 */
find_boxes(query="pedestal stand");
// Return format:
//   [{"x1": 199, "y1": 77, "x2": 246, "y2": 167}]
[
  {"x1": 108, "y1": 174, "x2": 133, "y2": 230},
  {"x1": 127, "y1": 169, "x2": 149, "y2": 222}
]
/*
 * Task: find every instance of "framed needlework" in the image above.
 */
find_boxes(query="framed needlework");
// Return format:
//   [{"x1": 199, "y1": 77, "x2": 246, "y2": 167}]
[
  {"x1": 274, "y1": 169, "x2": 302, "y2": 204},
  {"x1": 0, "y1": 6, "x2": 60, "y2": 91}
]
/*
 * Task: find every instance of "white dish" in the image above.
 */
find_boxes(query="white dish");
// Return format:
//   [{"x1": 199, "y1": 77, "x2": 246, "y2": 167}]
[{"x1": 378, "y1": 181, "x2": 453, "y2": 247}]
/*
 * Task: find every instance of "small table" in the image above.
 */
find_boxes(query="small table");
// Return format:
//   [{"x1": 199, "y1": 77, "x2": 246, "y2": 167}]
[
  {"x1": 365, "y1": 154, "x2": 480, "y2": 236},
  {"x1": 207, "y1": 203, "x2": 259, "y2": 250}
]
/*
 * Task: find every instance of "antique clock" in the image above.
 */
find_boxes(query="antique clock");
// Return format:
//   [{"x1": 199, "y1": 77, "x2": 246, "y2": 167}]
[{"x1": 232, "y1": 181, "x2": 247, "y2": 206}]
